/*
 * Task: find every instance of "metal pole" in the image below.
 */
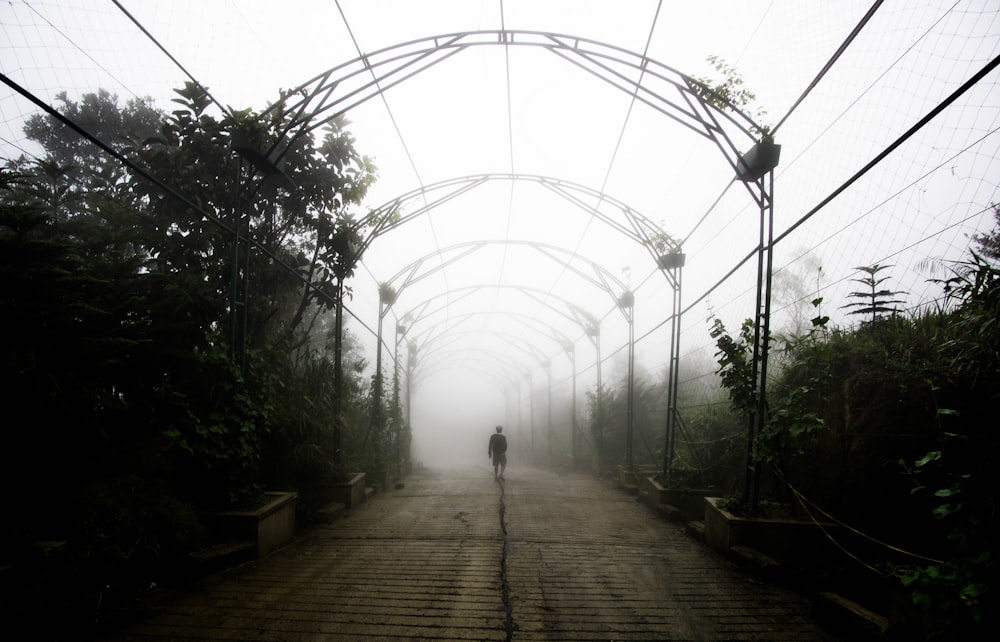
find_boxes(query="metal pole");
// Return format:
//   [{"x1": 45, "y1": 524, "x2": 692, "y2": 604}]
[
  {"x1": 662, "y1": 260, "x2": 683, "y2": 483},
  {"x1": 394, "y1": 325, "x2": 403, "y2": 478},
  {"x1": 406, "y1": 341, "x2": 415, "y2": 448},
  {"x1": 517, "y1": 378, "x2": 523, "y2": 465},
  {"x1": 745, "y1": 172, "x2": 775, "y2": 508},
  {"x1": 529, "y1": 373, "x2": 536, "y2": 462},
  {"x1": 594, "y1": 331, "x2": 603, "y2": 465},
  {"x1": 622, "y1": 301, "x2": 635, "y2": 471},
  {"x1": 333, "y1": 277, "x2": 345, "y2": 464},
  {"x1": 754, "y1": 170, "x2": 776, "y2": 506},
  {"x1": 570, "y1": 347, "x2": 577, "y2": 465},
  {"x1": 625, "y1": 303, "x2": 635, "y2": 471},
  {"x1": 546, "y1": 361, "x2": 552, "y2": 466}
]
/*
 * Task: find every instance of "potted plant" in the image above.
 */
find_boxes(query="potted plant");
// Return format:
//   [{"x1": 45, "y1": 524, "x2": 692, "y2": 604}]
[
  {"x1": 735, "y1": 139, "x2": 781, "y2": 182},
  {"x1": 657, "y1": 250, "x2": 686, "y2": 270}
]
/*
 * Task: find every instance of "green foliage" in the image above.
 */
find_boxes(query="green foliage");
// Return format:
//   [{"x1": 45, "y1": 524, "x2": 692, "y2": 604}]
[
  {"x1": 841, "y1": 263, "x2": 906, "y2": 324},
  {"x1": 648, "y1": 222, "x2": 680, "y2": 255},
  {"x1": 716, "y1": 265, "x2": 994, "y2": 638},
  {"x1": 970, "y1": 202, "x2": 1000, "y2": 262},
  {"x1": 585, "y1": 383, "x2": 610, "y2": 469},
  {"x1": 1, "y1": 82, "x2": 380, "y2": 627},
  {"x1": 886, "y1": 246, "x2": 1000, "y2": 637},
  {"x1": 894, "y1": 441, "x2": 996, "y2": 636},
  {"x1": 756, "y1": 303, "x2": 831, "y2": 465},
  {"x1": 708, "y1": 316, "x2": 756, "y2": 416},
  {"x1": 690, "y1": 55, "x2": 771, "y2": 138},
  {"x1": 707, "y1": 302, "x2": 832, "y2": 508}
]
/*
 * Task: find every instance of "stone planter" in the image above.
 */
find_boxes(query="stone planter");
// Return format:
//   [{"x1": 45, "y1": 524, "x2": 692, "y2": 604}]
[
  {"x1": 330, "y1": 472, "x2": 367, "y2": 508},
  {"x1": 704, "y1": 497, "x2": 839, "y2": 567},
  {"x1": 211, "y1": 491, "x2": 297, "y2": 558},
  {"x1": 617, "y1": 468, "x2": 645, "y2": 495},
  {"x1": 298, "y1": 472, "x2": 368, "y2": 518},
  {"x1": 368, "y1": 470, "x2": 395, "y2": 493},
  {"x1": 639, "y1": 476, "x2": 667, "y2": 510},
  {"x1": 640, "y1": 477, "x2": 713, "y2": 521}
]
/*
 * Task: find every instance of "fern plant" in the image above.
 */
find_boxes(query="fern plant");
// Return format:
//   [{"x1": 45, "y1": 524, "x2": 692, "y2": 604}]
[{"x1": 841, "y1": 264, "x2": 906, "y2": 324}]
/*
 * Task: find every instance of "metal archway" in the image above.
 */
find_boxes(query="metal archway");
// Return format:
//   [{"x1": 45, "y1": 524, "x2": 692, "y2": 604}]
[
  {"x1": 405, "y1": 309, "x2": 581, "y2": 462},
  {"x1": 261, "y1": 31, "x2": 778, "y2": 482},
  {"x1": 262, "y1": 30, "x2": 768, "y2": 187},
  {"x1": 396, "y1": 283, "x2": 612, "y2": 468},
  {"x1": 369, "y1": 238, "x2": 632, "y2": 456},
  {"x1": 354, "y1": 174, "x2": 682, "y2": 268}
]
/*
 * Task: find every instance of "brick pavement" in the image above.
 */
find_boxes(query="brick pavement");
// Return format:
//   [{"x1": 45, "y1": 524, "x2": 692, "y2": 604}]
[{"x1": 101, "y1": 466, "x2": 844, "y2": 641}]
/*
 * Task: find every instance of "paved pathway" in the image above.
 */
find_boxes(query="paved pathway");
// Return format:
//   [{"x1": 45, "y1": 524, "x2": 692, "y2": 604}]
[{"x1": 103, "y1": 466, "x2": 844, "y2": 641}]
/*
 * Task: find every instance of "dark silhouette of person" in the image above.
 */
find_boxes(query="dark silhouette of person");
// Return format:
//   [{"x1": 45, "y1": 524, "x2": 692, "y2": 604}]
[{"x1": 488, "y1": 425, "x2": 507, "y2": 481}]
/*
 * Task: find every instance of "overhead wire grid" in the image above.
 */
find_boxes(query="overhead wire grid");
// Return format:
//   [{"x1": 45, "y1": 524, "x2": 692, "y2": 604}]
[{"x1": 0, "y1": 0, "x2": 998, "y2": 440}]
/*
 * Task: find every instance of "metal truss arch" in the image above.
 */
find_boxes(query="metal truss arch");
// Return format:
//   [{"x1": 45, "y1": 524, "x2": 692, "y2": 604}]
[
  {"x1": 264, "y1": 30, "x2": 767, "y2": 180},
  {"x1": 358, "y1": 173, "x2": 682, "y2": 290},
  {"x1": 380, "y1": 238, "x2": 630, "y2": 315}
]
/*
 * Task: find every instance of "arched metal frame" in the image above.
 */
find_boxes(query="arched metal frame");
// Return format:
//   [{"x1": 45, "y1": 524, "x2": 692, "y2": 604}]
[
  {"x1": 258, "y1": 31, "x2": 775, "y2": 482},
  {"x1": 400, "y1": 285, "x2": 601, "y2": 464},
  {"x1": 262, "y1": 30, "x2": 764, "y2": 194},
  {"x1": 373, "y1": 241, "x2": 630, "y2": 466},
  {"x1": 355, "y1": 173, "x2": 681, "y2": 269},
  {"x1": 400, "y1": 284, "x2": 601, "y2": 383},
  {"x1": 381, "y1": 238, "x2": 632, "y2": 303},
  {"x1": 409, "y1": 310, "x2": 579, "y2": 464}
]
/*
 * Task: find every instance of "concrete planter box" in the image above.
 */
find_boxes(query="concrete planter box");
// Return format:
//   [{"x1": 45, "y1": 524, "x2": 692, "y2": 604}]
[
  {"x1": 331, "y1": 472, "x2": 367, "y2": 508},
  {"x1": 617, "y1": 468, "x2": 647, "y2": 495},
  {"x1": 640, "y1": 477, "x2": 712, "y2": 521},
  {"x1": 704, "y1": 497, "x2": 839, "y2": 566},
  {"x1": 639, "y1": 476, "x2": 667, "y2": 510},
  {"x1": 213, "y1": 491, "x2": 297, "y2": 558},
  {"x1": 367, "y1": 470, "x2": 395, "y2": 493},
  {"x1": 299, "y1": 472, "x2": 368, "y2": 516}
]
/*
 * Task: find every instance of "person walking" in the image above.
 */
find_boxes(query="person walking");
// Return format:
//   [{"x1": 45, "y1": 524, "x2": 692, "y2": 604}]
[{"x1": 488, "y1": 425, "x2": 507, "y2": 481}]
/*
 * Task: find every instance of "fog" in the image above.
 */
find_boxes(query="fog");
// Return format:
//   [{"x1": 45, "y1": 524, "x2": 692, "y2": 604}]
[
  {"x1": 4, "y1": 1, "x2": 994, "y2": 481},
  {"x1": 410, "y1": 369, "x2": 507, "y2": 471}
]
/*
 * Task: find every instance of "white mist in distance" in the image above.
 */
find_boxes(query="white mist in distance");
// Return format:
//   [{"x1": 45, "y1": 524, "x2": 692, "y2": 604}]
[{"x1": 410, "y1": 369, "x2": 507, "y2": 472}]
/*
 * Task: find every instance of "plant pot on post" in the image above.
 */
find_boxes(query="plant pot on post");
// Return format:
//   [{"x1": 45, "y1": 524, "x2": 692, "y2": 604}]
[
  {"x1": 735, "y1": 141, "x2": 781, "y2": 182},
  {"x1": 657, "y1": 251, "x2": 686, "y2": 270}
]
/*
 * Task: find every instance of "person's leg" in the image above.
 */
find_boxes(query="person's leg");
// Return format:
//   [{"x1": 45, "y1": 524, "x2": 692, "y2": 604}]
[{"x1": 499, "y1": 454, "x2": 506, "y2": 480}]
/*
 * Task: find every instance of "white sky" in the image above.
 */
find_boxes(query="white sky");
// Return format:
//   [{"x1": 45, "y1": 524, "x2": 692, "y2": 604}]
[{"x1": 2, "y1": 1, "x2": 999, "y2": 458}]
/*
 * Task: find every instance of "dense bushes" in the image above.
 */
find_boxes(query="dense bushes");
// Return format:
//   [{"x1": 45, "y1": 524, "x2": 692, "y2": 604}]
[
  {"x1": 586, "y1": 212, "x2": 999, "y2": 637},
  {"x1": 702, "y1": 243, "x2": 999, "y2": 638},
  {"x1": 0, "y1": 85, "x2": 387, "y2": 628}
]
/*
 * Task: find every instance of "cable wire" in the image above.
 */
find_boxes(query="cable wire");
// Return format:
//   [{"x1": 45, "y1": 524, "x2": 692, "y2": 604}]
[
  {"x1": 334, "y1": 0, "x2": 449, "y2": 305},
  {"x1": 109, "y1": 0, "x2": 232, "y2": 118},
  {"x1": 773, "y1": 466, "x2": 944, "y2": 568},
  {"x1": 770, "y1": 0, "x2": 885, "y2": 137}
]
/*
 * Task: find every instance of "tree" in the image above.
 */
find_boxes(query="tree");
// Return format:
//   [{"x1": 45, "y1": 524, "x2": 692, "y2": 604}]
[
  {"x1": 841, "y1": 264, "x2": 906, "y2": 324},
  {"x1": 971, "y1": 202, "x2": 1000, "y2": 263},
  {"x1": 1, "y1": 83, "x2": 380, "y2": 628}
]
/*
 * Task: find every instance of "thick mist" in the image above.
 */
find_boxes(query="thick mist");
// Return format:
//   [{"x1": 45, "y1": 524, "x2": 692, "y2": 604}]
[{"x1": 410, "y1": 370, "x2": 507, "y2": 471}]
